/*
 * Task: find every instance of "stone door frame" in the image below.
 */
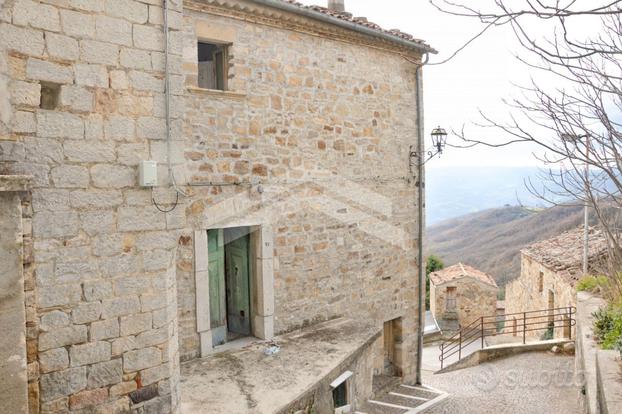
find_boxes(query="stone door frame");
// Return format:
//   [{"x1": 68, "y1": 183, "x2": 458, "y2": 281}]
[
  {"x1": 0, "y1": 175, "x2": 31, "y2": 413},
  {"x1": 194, "y1": 223, "x2": 274, "y2": 357}
]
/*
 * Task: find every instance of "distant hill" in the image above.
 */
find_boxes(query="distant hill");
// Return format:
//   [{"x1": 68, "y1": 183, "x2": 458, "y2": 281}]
[
  {"x1": 426, "y1": 204, "x2": 592, "y2": 287},
  {"x1": 426, "y1": 167, "x2": 547, "y2": 225}
]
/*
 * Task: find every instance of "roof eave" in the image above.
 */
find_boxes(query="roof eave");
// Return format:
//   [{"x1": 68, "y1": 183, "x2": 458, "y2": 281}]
[{"x1": 250, "y1": 0, "x2": 437, "y2": 54}]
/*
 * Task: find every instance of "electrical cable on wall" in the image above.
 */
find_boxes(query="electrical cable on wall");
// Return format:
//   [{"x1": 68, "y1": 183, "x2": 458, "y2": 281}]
[
  {"x1": 153, "y1": 0, "x2": 186, "y2": 213},
  {"x1": 152, "y1": 186, "x2": 180, "y2": 213}
]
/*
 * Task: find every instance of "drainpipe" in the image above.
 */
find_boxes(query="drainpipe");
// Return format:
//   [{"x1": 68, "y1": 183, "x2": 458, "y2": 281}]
[{"x1": 415, "y1": 52, "x2": 429, "y2": 386}]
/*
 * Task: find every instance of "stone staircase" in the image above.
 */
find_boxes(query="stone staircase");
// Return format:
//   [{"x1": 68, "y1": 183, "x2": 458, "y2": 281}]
[{"x1": 356, "y1": 376, "x2": 447, "y2": 414}]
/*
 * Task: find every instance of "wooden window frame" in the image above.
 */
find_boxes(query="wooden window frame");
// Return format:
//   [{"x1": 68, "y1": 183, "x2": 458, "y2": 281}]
[{"x1": 197, "y1": 41, "x2": 230, "y2": 92}]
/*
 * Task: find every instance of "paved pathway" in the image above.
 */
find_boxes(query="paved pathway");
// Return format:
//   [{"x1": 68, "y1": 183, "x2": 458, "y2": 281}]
[
  {"x1": 422, "y1": 352, "x2": 581, "y2": 414},
  {"x1": 422, "y1": 340, "x2": 483, "y2": 372}
]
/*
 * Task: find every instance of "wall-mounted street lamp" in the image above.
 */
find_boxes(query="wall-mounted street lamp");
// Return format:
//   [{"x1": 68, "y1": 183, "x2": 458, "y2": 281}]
[
  {"x1": 430, "y1": 126, "x2": 448, "y2": 156},
  {"x1": 410, "y1": 126, "x2": 448, "y2": 174}
]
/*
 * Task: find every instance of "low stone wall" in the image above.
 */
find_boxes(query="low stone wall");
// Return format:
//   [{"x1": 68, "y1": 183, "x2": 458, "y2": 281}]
[
  {"x1": 437, "y1": 339, "x2": 573, "y2": 374},
  {"x1": 575, "y1": 291, "x2": 622, "y2": 414},
  {"x1": 277, "y1": 335, "x2": 376, "y2": 414}
]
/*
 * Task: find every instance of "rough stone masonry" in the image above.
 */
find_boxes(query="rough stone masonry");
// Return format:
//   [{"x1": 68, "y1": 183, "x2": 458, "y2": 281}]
[{"x1": 0, "y1": 0, "x2": 433, "y2": 412}]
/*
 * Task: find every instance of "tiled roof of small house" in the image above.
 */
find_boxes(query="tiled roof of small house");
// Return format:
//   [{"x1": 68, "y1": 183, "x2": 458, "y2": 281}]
[
  {"x1": 521, "y1": 226, "x2": 609, "y2": 286},
  {"x1": 429, "y1": 263, "x2": 498, "y2": 288},
  {"x1": 271, "y1": 0, "x2": 436, "y2": 53}
]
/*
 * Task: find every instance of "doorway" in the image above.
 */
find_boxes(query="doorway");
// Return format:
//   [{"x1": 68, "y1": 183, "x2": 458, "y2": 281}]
[
  {"x1": 547, "y1": 290, "x2": 555, "y2": 322},
  {"x1": 208, "y1": 227, "x2": 252, "y2": 346},
  {"x1": 383, "y1": 318, "x2": 403, "y2": 376},
  {"x1": 547, "y1": 290, "x2": 555, "y2": 338},
  {"x1": 445, "y1": 286, "x2": 457, "y2": 311}
]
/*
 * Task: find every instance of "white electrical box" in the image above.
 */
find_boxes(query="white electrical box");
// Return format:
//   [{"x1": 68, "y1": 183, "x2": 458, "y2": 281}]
[{"x1": 139, "y1": 160, "x2": 158, "y2": 187}]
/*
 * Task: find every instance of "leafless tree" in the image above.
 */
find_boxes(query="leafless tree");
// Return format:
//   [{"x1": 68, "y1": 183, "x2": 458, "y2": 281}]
[{"x1": 430, "y1": 0, "x2": 622, "y2": 299}]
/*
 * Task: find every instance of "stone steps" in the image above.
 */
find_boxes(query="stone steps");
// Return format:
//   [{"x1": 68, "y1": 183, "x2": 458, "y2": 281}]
[{"x1": 359, "y1": 378, "x2": 446, "y2": 413}]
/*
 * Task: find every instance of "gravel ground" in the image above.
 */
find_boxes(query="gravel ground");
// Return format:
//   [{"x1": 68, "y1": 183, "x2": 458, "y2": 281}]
[{"x1": 422, "y1": 352, "x2": 581, "y2": 414}]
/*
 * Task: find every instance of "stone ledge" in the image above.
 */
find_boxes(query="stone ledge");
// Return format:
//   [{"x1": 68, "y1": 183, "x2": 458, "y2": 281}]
[
  {"x1": 0, "y1": 175, "x2": 32, "y2": 192},
  {"x1": 436, "y1": 339, "x2": 573, "y2": 374},
  {"x1": 186, "y1": 86, "x2": 246, "y2": 99},
  {"x1": 596, "y1": 350, "x2": 622, "y2": 414},
  {"x1": 179, "y1": 318, "x2": 381, "y2": 413},
  {"x1": 576, "y1": 291, "x2": 607, "y2": 414}
]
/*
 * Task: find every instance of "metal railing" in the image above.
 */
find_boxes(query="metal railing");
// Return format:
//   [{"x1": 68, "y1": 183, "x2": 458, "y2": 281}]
[{"x1": 439, "y1": 306, "x2": 576, "y2": 369}]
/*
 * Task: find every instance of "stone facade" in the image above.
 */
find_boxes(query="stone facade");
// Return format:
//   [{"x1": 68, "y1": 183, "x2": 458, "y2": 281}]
[
  {"x1": 505, "y1": 254, "x2": 577, "y2": 339},
  {"x1": 0, "y1": 0, "x2": 432, "y2": 412},
  {"x1": 429, "y1": 263, "x2": 498, "y2": 329},
  {"x1": 505, "y1": 228, "x2": 607, "y2": 339}
]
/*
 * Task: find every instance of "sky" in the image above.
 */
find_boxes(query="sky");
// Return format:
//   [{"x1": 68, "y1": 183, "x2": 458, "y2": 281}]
[{"x1": 295, "y1": 0, "x2": 583, "y2": 167}]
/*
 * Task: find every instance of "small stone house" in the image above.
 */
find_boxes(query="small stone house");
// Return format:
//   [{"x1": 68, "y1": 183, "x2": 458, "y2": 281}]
[
  {"x1": 505, "y1": 227, "x2": 608, "y2": 339},
  {"x1": 0, "y1": 0, "x2": 435, "y2": 413},
  {"x1": 429, "y1": 263, "x2": 498, "y2": 331}
]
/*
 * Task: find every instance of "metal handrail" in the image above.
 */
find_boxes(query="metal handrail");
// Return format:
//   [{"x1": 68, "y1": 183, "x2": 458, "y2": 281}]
[{"x1": 439, "y1": 306, "x2": 576, "y2": 369}]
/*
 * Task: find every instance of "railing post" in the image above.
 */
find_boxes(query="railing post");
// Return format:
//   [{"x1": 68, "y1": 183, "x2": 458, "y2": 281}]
[
  {"x1": 440, "y1": 342, "x2": 444, "y2": 369},
  {"x1": 568, "y1": 306, "x2": 572, "y2": 340},
  {"x1": 458, "y1": 330, "x2": 462, "y2": 360},
  {"x1": 523, "y1": 312, "x2": 527, "y2": 344},
  {"x1": 481, "y1": 317, "x2": 484, "y2": 349}
]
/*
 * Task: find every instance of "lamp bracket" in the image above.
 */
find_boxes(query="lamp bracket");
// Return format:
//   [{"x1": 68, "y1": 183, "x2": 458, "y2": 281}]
[{"x1": 409, "y1": 146, "x2": 441, "y2": 173}]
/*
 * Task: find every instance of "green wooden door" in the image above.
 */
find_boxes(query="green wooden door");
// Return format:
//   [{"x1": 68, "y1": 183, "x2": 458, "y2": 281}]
[
  {"x1": 208, "y1": 229, "x2": 226, "y2": 345},
  {"x1": 224, "y1": 228, "x2": 251, "y2": 336}
]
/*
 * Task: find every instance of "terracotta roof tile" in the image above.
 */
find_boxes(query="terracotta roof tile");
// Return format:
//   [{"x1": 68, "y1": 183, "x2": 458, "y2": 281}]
[
  {"x1": 521, "y1": 226, "x2": 609, "y2": 286},
  {"x1": 430, "y1": 263, "x2": 498, "y2": 288},
  {"x1": 273, "y1": 0, "x2": 435, "y2": 52}
]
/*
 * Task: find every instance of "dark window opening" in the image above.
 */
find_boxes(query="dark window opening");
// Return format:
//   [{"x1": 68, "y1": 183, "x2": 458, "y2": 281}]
[
  {"x1": 332, "y1": 381, "x2": 348, "y2": 409},
  {"x1": 446, "y1": 286, "x2": 457, "y2": 311},
  {"x1": 538, "y1": 272, "x2": 544, "y2": 293},
  {"x1": 198, "y1": 42, "x2": 228, "y2": 91},
  {"x1": 40, "y1": 82, "x2": 60, "y2": 110}
]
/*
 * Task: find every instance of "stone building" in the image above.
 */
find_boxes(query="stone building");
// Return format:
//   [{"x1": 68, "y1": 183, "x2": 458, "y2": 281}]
[
  {"x1": 0, "y1": 0, "x2": 435, "y2": 412},
  {"x1": 505, "y1": 227, "x2": 608, "y2": 339},
  {"x1": 429, "y1": 263, "x2": 498, "y2": 331}
]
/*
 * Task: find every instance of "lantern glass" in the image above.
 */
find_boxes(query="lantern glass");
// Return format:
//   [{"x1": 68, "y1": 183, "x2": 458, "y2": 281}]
[{"x1": 431, "y1": 126, "x2": 448, "y2": 151}]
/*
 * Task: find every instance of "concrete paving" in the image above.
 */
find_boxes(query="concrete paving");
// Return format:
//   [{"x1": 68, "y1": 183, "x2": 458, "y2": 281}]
[
  {"x1": 422, "y1": 352, "x2": 581, "y2": 414},
  {"x1": 422, "y1": 340, "x2": 483, "y2": 372},
  {"x1": 179, "y1": 318, "x2": 380, "y2": 414}
]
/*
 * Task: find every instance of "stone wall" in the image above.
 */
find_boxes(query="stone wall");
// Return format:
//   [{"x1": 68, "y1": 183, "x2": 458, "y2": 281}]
[
  {"x1": 176, "y1": 0, "x2": 423, "y2": 384},
  {"x1": 0, "y1": 0, "x2": 426, "y2": 411},
  {"x1": 430, "y1": 278, "x2": 497, "y2": 328},
  {"x1": 1, "y1": 0, "x2": 184, "y2": 411},
  {"x1": 575, "y1": 291, "x2": 622, "y2": 414},
  {"x1": 505, "y1": 254, "x2": 576, "y2": 339},
  {"x1": 0, "y1": 0, "x2": 10, "y2": 138}
]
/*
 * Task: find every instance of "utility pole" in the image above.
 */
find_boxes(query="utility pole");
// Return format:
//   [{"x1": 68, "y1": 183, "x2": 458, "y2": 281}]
[
  {"x1": 561, "y1": 132, "x2": 590, "y2": 275},
  {"x1": 583, "y1": 136, "x2": 590, "y2": 275}
]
